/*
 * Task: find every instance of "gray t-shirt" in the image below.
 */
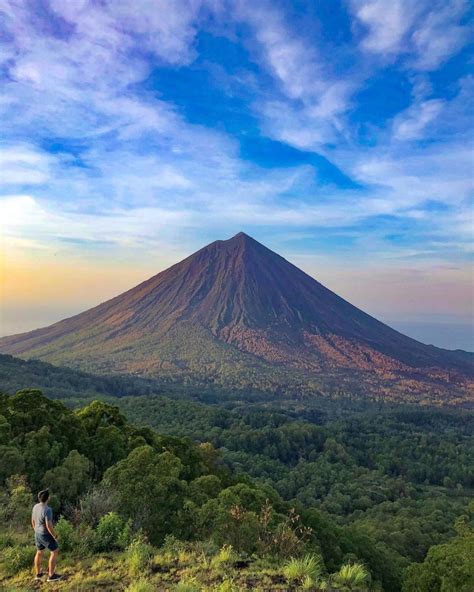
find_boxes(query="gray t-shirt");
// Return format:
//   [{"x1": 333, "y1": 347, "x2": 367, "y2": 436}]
[{"x1": 32, "y1": 503, "x2": 53, "y2": 535}]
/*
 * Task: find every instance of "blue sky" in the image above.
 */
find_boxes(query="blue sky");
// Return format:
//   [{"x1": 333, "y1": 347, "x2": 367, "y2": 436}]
[{"x1": 0, "y1": 0, "x2": 473, "y2": 348}]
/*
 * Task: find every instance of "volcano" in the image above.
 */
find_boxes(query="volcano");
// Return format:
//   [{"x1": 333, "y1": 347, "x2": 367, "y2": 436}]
[{"x1": 1, "y1": 233, "x2": 472, "y2": 401}]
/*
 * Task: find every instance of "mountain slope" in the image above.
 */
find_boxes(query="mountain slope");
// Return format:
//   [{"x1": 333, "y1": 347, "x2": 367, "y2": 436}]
[{"x1": 1, "y1": 233, "x2": 472, "y2": 401}]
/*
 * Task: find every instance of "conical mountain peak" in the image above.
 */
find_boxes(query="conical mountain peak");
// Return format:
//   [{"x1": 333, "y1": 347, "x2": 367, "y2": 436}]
[
  {"x1": 0, "y1": 233, "x2": 471, "y2": 397},
  {"x1": 230, "y1": 231, "x2": 250, "y2": 240},
  {"x1": 227, "y1": 231, "x2": 258, "y2": 244},
  {"x1": 214, "y1": 231, "x2": 263, "y2": 252}
]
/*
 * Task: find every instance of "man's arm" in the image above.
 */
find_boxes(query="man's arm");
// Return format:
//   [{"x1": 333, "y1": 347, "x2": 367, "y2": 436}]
[
  {"x1": 45, "y1": 517, "x2": 58, "y2": 540},
  {"x1": 31, "y1": 516, "x2": 35, "y2": 530},
  {"x1": 45, "y1": 508, "x2": 58, "y2": 540}
]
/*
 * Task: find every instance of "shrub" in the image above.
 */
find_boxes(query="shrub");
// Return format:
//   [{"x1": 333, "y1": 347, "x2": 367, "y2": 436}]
[
  {"x1": 3, "y1": 545, "x2": 36, "y2": 576},
  {"x1": 283, "y1": 554, "x2": 323, "y2": 586},
  {"x1": 126, "y1": 536, "x2": 154, "y2": 577},
  {"x1": 257, "y1": 504, "x2": 312, "y2": 559},
  {"x1": 95, "y1": 512, "x2": 131, "y2": 551},
  {"x1": 75, "y1": 525, "x2": 98, "y2": 557},
  {"x1": 162, "y1": 534, "x2": 187, "y2": 554},
  {"x1": 79, "y1": 486, "x2": 115, "y2": 527},
  {"x1": 55, "y1": 516, "x2": 76, "y2": 552},
  {"x1": 5, "y1": 475, "x2": 32, "y2": 525}
]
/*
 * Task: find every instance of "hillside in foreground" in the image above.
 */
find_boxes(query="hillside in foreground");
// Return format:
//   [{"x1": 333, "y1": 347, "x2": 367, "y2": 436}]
[
  {"x1": 1, "y1": 388, "x2": 473, "y2": 591},
  {"x1": 0, "y1": 233, "x2": 472, "y2": 405}
]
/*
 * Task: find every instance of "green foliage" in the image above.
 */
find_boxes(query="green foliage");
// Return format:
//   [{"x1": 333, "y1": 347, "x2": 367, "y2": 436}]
[
  {"x1": 0, "y1": 446, "x2": 24, "y2": 482},
  {"x1": 0, "y1": 531, "x2": 15, "y2": 549},
  {"x1": 95, "y1": 512, "x2": 131, "y2": 551},
  {"x1": 115, "y1": 392, "x2": 473, "y2": 591},
  {"x1": 402, "y1": 522, "x2": 474, "y2": 592},
  {"x1": 0, "y1": 353, "x2": 159, "y2": 402},
  {"x1": 332, "y1": 562, "x2": 370, "y2": 590},
  {"x1": 210, "y1": 544, "x2": 237, "y2": 569},
  {"x1": 0, "y1": 385, "x2": 472, "y2": 592},
  {"x1": 3, "y1": 475, "x2": 32, "y2": 525},
  {"x1": 126, "y1": 536, "x2": 154, "y2": 577},
  {"x1": 2, "y1": 545, "x2": 36, "y2": 576},
  {"x1": 55, "y1": 516, "x2": 76, "y2": 552},
  {"x1": 174, "y1": 579, "x2": 201, "y2": 592},
  {"x1": 74, "y1": 525, "x2": 97, "y2": 558},
  {"x1": 283, "y1": 554, "x2": 323, "y2": 586},
  {"x1": 212, "y1": 580, "x2": 239, "y2": 592},
  {"x1": 104, "y1": 445, "x2": 188, "y2": 545},
  {"x1": 43, "y1": 449, "x2": 91, "y2": 502}
]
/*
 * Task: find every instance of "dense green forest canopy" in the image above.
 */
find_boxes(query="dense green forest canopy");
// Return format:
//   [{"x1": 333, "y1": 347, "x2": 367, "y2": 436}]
[{"x1": 0, "y1": 387, "x2": 473, "y2": 591}]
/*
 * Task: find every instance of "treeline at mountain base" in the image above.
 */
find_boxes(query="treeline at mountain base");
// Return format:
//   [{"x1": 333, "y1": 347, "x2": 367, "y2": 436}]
[{"x1": 0, "y1": 389, "x2": 473, "y2": 591}]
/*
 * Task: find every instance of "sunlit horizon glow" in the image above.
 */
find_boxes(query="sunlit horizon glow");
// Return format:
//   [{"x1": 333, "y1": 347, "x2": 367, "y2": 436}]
[{"x1": 0, "y1": 1, "x2": 473, "y2": 350}]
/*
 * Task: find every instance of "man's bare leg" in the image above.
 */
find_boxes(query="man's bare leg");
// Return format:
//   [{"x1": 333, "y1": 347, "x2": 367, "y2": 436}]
[
  {"x1": 48, "y1": 549, "x2": 58, "y2": 577},
  {"x1": 34, "y1": 550, "x2": 43, "y2": 576}
]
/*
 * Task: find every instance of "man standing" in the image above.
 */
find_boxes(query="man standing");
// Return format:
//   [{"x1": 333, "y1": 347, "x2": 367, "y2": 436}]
[{"x1": 31, "y1": 489, "x2": 62, "y2": 582}]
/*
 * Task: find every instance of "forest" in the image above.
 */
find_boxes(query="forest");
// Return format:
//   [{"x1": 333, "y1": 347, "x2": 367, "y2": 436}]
[{"x1": 0, "y1": 387, "x2": 472, "y2": 591}]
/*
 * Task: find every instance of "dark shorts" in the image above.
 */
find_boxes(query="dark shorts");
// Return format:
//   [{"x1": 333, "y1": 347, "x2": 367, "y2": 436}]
[{"x1": 34, "y1": 531, "x2": 58, "y2": 551}]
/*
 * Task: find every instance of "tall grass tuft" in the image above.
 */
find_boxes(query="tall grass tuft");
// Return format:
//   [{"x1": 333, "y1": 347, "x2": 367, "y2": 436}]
[
  {"x1": 333, "y1": 562, "x2": 369, "y2": 590},
  {"x1": 210, "y1": 544, "x2": 237, "y2": 569},
  {"x1": 283, "y1": 554, "x2": 323, "y2": 586},
  {"x1": 126, "y1": 536, "x2": 154, "y2": 577}
]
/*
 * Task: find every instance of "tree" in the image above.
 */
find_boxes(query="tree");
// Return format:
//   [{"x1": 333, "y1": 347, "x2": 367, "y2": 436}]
[
  {"x1": 4, "y1": 475, "x2": 32, "y2": 525},
  {"x1": 103, "y1": 445, "x2": 187, "y2": 544},
  {"x1": 0, "y1": 446, "x2": 24, "y2": 483},
  {"x1": 22, "y1": 426, "x2": 62, "y2": 488},
  {"x1": 402, "y1": 528, "x2": 474, "y2": 592},
  {"x1": 42, "y1": 450, "x2": 91, "y2": 505}
]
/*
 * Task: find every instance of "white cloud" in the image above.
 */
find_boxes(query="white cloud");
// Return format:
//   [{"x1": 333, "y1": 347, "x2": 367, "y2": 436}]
[
  {"x1": 0, "y1": 0, "x2": 471, "y2": 273},
  {"x1": 350, "y1": 0, "x2": 470, "y2": 70},
  {"x1": 353, "y1": 0, "x2": 418, "y2": 54},
  {"x1": 234, "y1": 0, "x2": 354, "y2": 147},
  {"x1": 392, "y1": 99, "x2": 444, "y2": 140},
  {"x1": 49, "y1": 0, "x2": 201, "y2": 66},
  {"x1": 0, "y1": 145, "x2": 52, "y2": 185},
  {"x1": 411, "y1": 0, "x2": 470, "y2": 71}
]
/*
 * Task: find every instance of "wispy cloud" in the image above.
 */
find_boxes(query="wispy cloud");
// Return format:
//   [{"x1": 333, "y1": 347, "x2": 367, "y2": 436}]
[
  {"x1": 350, "y1": 0, "x2": 471, "y2": 70},
  {"x1": 352, "y1": 0, "x2": 420, "y2": 55},
  {"x1": 392, "y1": 99, "x2": 445, "y2": 140},
  {"x1": 233, "y1": 0, "x2": 355, "y2": 148}
]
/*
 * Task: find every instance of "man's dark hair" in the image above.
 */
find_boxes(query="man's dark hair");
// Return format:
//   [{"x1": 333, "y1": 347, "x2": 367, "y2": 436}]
[{"x1": 38, "y1": 489, "x2": 49, "y2": 503}]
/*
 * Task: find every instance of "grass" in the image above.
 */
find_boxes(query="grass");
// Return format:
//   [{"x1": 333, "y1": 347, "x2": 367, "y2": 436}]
[
  {"x1": 332, "y1": 562, "x2": 369, "y2": 589},
  {"x1": 0, "y1": 530, "x2": 370, "y2": 591},
  {"x1": 210, "y1": 545, "x2": 237, "y2": 569},
  {"x1": 126, "y1": 537, "x2": 154, "y2": 577},
  {"x1": 283, "y1": 554, "x2": 323, "y2": 585},
  {"x1": 174, "y1": 579, "x2": 201, "y2": 592},
  {"x1": 125, "y1": 580, "x2": 156, "y2": 592},
  {"x1": 0, "y1": 548, "x2": 289, "y2": 591}
]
